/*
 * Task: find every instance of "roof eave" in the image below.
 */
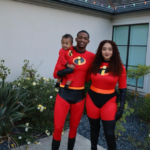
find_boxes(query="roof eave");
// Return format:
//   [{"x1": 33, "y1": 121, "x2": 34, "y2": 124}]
[{"x1": 13, "y1": 0, "x2": 113, "y2": 19}]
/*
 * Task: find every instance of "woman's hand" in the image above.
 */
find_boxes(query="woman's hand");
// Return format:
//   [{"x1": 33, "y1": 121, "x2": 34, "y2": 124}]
[
  {"x1": 115, "y1": 88, "x2": 126, "y2": 121},
  {"x1": 115, "y1": 110, "x2": 123, "y2": 121}
]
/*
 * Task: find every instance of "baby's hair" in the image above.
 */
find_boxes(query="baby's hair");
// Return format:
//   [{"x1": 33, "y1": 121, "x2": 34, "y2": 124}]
[
  {"x1": 77, "y1": 30, "x2": 90, "y2": 39},
  {"x1": 62, "y1": 34, "x2": 73, "y2": 44}
]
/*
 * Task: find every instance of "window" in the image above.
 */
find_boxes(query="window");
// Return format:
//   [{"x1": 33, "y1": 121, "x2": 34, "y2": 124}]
[{"x1": 113, "y1": 24, "x2": 149, "y2": 88}]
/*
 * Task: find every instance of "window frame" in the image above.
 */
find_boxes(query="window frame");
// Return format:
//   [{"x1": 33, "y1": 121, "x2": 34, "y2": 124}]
[{"x1": 112, "y1": 23, "x2": 149, "y2": 88}]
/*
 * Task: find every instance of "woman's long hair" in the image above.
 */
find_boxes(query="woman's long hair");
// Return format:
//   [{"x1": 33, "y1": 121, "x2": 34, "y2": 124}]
[{"x1": 90, "y1": 40, "x2": 123, "y2": 76}]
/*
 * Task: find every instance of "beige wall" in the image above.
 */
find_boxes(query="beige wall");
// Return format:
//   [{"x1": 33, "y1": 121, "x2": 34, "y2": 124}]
[
  {"x1": 0, "y1": 0, "x2": 112, "y2": 81},
  {"x1": 112, "y1": 12, "x2": 150, "y2": 94},
  {"x1": 1, "y1": 0, "x2": 150, "y2": 93}
]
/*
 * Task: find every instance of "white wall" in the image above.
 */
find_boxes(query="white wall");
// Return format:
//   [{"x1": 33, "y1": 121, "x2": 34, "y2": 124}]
[
  {"x1": 0, "y1": 0, "x2": 112, "y2": 81},
  {"x1": 112, "y1": 12, "x2": 150, "y2": 94}
]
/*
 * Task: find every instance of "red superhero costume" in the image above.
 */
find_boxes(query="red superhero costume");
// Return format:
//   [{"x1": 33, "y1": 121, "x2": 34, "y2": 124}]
[
  {"x1": 86, "y1": 61, "x2": 126, "y2": 120},
  {"x1": 86, "y1": 61, "x2": 127, "y2": 150},
  {"x1": 56, "y1": 46, "x2": 74, "y2": 81},
  {"x1": 52, "y1": 47, "x2": 95, "y2": 150}
]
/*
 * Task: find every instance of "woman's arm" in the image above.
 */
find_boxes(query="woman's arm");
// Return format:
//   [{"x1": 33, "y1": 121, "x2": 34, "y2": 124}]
[{"x1": 115, "y1": 65, "x2": 127, "y2": 121}]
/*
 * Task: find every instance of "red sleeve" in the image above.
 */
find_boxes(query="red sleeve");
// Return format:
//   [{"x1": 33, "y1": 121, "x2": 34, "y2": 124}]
[
  {"x1": 59, "y1": 49, "x2": 67, "y2": 66},
  {"x1": 118, "y1": 65, "x2": 127, "y2": 89},
  {"x1": 86, "y1": 53, "x2": 95, "y2": 82},
  {"x1": 53, "y1": 58, "x2": 59, "y2": 78}
]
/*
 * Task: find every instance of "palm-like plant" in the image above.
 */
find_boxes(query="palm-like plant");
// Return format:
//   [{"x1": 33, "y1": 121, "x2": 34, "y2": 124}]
[{"x1": 0, "y1": 84, "x2": 34, "y2": 149}]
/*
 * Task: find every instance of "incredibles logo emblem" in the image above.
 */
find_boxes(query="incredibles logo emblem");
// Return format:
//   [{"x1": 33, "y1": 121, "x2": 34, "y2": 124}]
[
  {"x1": 73, "y1": 56, "x2": 86, "y2": 65},
  {"x1": 68, "y1": 50, "x2": 73, "y2": 57},
  {"x1": 99, "y1": 66, "x2": 109, "y2": 75}
]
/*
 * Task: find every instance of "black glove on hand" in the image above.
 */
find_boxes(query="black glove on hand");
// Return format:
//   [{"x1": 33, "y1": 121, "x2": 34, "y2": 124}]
[{"x1": 115, "y1": 88, "x2": 126, "y2": 121}]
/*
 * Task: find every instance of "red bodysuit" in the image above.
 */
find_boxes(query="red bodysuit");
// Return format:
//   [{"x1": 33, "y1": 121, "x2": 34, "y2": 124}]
[
  {"x1": 86, "y1": 61, "x2": 127, "y2": 121},
  {"x1": 53, "y1": 47, "x2": 95, "y2": 141},
  {"x1": 56, "y1": 46, "x2": 74, "y2": 81},
  {"x1": 54, "y1": 47, "x2": 95, "y2": 89}
]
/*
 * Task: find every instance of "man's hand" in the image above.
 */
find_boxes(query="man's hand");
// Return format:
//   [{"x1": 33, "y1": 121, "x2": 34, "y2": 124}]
[{"x1": 67, "y1": 64, "x2": 75, "y2": 69}]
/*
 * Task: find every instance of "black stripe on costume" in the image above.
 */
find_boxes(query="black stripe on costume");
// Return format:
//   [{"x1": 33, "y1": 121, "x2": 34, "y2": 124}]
[
  {"x1": 88, "y1": 89, "x2": 116, "y2": 108},
  {"x1": 58, "y1": 87, "x2": 85, "y2": 104}
]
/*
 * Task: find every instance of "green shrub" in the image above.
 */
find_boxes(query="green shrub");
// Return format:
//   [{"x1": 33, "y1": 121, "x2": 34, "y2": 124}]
[
  {"x1": 13, "y1": 60, "x2": 57, "y2": 136},
  {"x1": 84, "y1": 81, "x2": 91, "y2": 94},
  {"x1": 115, "y1": 101, "x2": 134, "y2": 136},
  {"x1": 136, "y1": 96, "x2": 150, "y2": 122},
  {"x1": 0, "y1": 84, "x2": 34, "y2": 149},
  {"x1": 127, "y1": 64, "x2": 150, "y2": 102},
  {"x1": 145, "y1": 93, "x2": 150, "y2": 99},
  {"x1": 0, "y1": 59, "x2": 11, "y2": 88}
]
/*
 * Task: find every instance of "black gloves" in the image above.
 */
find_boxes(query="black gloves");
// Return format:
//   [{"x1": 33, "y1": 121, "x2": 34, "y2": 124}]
[
  {"x1": 57, "y1": 68, "x2": 74, "y2": 78},
  {"x1": 115, "y1": 88, "x2": 126, "y2": 121}
]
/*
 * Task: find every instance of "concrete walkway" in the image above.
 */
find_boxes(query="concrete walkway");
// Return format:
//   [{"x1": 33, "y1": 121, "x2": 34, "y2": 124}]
[{"x1": 13, "y1": 130, "x2": 106, "y2": 150}]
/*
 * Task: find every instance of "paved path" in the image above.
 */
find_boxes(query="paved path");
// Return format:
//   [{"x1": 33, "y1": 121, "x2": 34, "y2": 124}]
[{"x1": 13, "y1": 130, "x2": 106, "y2": 150}]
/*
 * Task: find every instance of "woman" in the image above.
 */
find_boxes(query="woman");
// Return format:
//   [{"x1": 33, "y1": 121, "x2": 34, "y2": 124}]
[{"x1": 86, "y1": 40, "x2": 127, "y2": 150}]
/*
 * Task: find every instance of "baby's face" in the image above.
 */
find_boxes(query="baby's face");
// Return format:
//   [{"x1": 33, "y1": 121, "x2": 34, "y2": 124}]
[{"x1": 61, "y1": 38, "x2": 72, "y2": 50}]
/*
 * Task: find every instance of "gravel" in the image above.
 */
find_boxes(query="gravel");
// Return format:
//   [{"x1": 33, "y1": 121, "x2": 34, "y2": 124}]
[{"x1": 77, "y1": 113, "x2": 150, "y2": 150}]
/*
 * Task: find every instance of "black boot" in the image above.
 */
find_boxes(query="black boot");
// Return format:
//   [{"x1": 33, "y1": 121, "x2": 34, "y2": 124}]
[
  {"x1": 102, "y1": 120, "x2": 116, "y2": 150},
  {"x1": 68, "y1": 137, "x2": 76, "y2": 150},
  {"x1": 52, "y1": 138, "x2": 60, "y2": 150},
  {"x1": 88, "y1": 117, "x2": 100, "y2": 150},
  {"x1": 57, "y1": 68, "x2": 74, "y2": 78}
]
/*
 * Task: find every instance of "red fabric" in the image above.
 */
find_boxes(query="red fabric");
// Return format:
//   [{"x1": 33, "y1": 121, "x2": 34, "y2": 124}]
[
  {"x1": 86, "y1": 93, "x2": 117, "y2": 121},
  {"x1": 54, "y1": 46, "x2": 74, "y2": 81},
  {"x1": 90, "y1": 62, "x2": 127, "y2": 90},
  {"x1": 53, "y1": 94, "x2": 85, "y2": 141},
  {"x1": 53, "y1": 47, "x2": 95, "y2": 141},
  {"x1": 53, "y1": 47, "x2": 95, "y2": 87},
  {"x1": 86, "y1": 62, "x2": 126, "y2": 121},
  {"x1": 118, "y1": 66, "x2": 127, "y2": 89},
  {"x1": 57, "y1": 46, "x2": 74, "y2": 70}
]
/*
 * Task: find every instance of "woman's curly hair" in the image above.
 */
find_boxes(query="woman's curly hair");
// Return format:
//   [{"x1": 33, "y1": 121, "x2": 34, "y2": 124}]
[{"x1": 90, "y1": 40, "x2": 123, "y2": 76}]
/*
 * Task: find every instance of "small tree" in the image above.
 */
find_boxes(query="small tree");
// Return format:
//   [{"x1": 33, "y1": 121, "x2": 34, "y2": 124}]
[
  {"x1": 127, "y1": 64, "x2": 150, "y2": 102},
  {"x1": 0, "y1": 59, "x2": 11, "y2": 88}
]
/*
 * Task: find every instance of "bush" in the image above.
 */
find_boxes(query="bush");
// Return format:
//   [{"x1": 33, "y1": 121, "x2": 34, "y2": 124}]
[
  {"x1": 115, "y1": 101, "x2": 134, "y2": 136},
  {"x1": 145, "y1": 93, "x2": 150, "y2": 99},
  {"x1": 136, "y1": 96, "x2": 150, "y2": 122},
  {"x1": 0, "y1": 83, "x2": 34, "y2": 149},
  {"x1": 0, "y1": 59, "x2": 11, "y2": 88},
  {"x1": 127, "y1": 64, "x2": 150, "y2": 102},
  {"x1": 131, "y1": 90, "x2": 139, "y2": 97},
  {"x1": 84, "y1": 81, "x2": 91, "y2": 94},
  {"x1": 13, "y1": 60, "x2": 57, "y2": 136}
]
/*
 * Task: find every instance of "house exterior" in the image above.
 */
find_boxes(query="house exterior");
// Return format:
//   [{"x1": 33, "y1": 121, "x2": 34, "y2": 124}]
[{"x1": 0, "y1": 0, "x2": 150, "y2": 94}]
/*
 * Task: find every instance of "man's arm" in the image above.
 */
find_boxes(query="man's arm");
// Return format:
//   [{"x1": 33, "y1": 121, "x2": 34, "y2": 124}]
[{"x1": 53, "y1": 58, "x2": 60, "y2": 78}]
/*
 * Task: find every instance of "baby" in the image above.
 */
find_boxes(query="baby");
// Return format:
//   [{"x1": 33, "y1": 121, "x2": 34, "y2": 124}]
[{"x1": 55, "y1": 34, "x2": 75, "y2": 91}]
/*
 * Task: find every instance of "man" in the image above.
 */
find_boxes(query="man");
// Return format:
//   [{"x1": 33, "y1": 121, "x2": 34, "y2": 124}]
[{"x1": 52, "y1": 30, "x2": 95, "y2": 150}]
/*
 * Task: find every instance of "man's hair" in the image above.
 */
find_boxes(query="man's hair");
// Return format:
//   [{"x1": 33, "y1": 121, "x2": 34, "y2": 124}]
[
  {"x1": 62, "y1": 34, "x2": 73, "y2": 43},
  {"x1": 77, "y1": 30, "x2": 90, "y2": 39}
]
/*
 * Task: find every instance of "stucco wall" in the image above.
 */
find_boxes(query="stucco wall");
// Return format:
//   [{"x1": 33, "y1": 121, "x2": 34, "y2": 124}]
[
  {"x1": 1, "y1": 0, "x2": 149, "y2": 93},
  {"x1": 0, "y1": 0, "x2": 112, "y2": 81}
]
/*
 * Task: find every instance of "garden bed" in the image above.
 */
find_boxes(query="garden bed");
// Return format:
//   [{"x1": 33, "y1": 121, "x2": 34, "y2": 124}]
[
  {"x1": 1, "y1": 112, "x2": 149, "y2": 150},
  {"x1": 77, "y1": 112, "x2": 150, "y2": 150}
]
